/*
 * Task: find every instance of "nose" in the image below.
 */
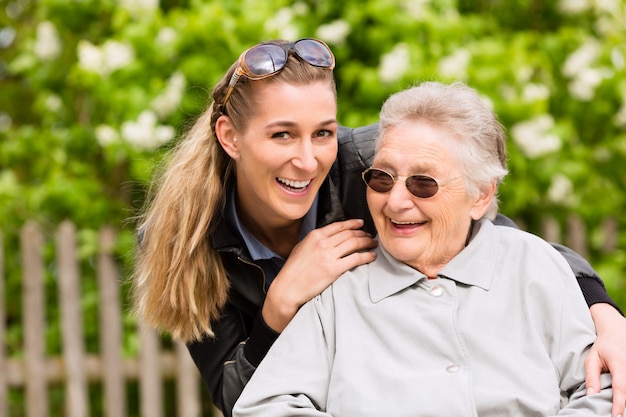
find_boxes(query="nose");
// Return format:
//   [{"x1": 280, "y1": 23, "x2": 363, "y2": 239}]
[
  {"x1": 292, "y1": 140, "x2": 317, "y2": 172},
  {"x1": 385, "y1": 179, "x2": 415, "y2": 211}
]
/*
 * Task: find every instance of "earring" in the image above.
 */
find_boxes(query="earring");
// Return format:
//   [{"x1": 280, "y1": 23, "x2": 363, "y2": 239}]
[{"x1": 233, "y1": 137, "x2": 237, "y2": 142}]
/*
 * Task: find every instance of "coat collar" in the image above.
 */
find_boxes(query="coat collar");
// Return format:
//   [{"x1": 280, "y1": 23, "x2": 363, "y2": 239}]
[{"x1": 368, "y1": 219, "x2": 498, "y2": 302}]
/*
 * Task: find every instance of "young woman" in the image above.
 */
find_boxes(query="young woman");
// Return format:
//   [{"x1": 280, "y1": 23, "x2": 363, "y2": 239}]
[{"x1": 132, "y1": 39, "x2": 626, "y2": 417}]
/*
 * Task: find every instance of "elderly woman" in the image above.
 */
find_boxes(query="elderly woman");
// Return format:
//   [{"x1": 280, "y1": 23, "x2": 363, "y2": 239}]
[{"x1": 232, "y1": 81, "x2": 614, "y2": 416}]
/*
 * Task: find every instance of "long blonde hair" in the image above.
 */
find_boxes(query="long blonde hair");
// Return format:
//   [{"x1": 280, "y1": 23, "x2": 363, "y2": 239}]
[{"x1": 132, "y1": 42, "x2": 336, "y2": 342}]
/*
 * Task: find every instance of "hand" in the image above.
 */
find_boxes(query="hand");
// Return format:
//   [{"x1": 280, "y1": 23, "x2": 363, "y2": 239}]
[
  {"x1": 586, "y1": 303, "x2": 626, "y2": 417},
  {"x1": 262, "y1": 219, "x2": 377, "y2": 332}
]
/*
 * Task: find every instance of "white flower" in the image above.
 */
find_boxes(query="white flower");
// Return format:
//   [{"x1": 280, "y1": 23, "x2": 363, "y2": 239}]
[
  {"x1": 0, "y1": 27, "x2": 16, "y2": 48},
  {"x1": 77, "y1": 40, "x2": 134, "y2": 76},
  {"x1": 102, "y1": 40, "x2": 134, "y2": 73},
  {"x1": 547, "y1": 174, "x2": 576, "y2": 206},
  {"x1": 437, "y1": 48, "x2": 471, "y2": 80},
  {"x1": 151, "y1": 72, "x2": 186, "y2": 119},
  {"x1": 511, "y1": 114, "x2": 562, "y2": 159},
  {"x1": 120, "y1": 0, "x2": 158, "y2": 18},
  {"x1": 611, "y1": 46, "x2": 625, "y2": 70},
  {"x1": 522, "y1": 83, "x2": 550, "y2": 103},
  {"x1": 121, "y1": 110, "x2": 175, "y2": 151},
  {"x1": 568, "y1": 67, "x2": 613, "y2": 101},
  {"x1": 95, "y1": 124, "x2": 120, "y2": 147},
  {"x1": 402, "y1": 0, "x2": 431, "y2": 19},
  {"x1": 562, "y1": 39, "x2": 600, "y2": 77},
  {"x1": 557, "y1": 0, "x2": 590, "y2": 14},
  {"x1": 378, "y1": 43, "x2": 410, "y2": 83},
  {"x1": 316, "y1": 20, "x2": 351, "y2": 45},
  {"x1": 34, "y1": 21, "x2": 61, "y2": 61},
  {"x1": 156, "y1": 27, "x2": 177, "y2": 46},
  {"x1": 45, "y1": 94, "x2": 62, "y2": 112},
  {"x1": 264, "y1": 7, "x2": 299, "y2": 40}
]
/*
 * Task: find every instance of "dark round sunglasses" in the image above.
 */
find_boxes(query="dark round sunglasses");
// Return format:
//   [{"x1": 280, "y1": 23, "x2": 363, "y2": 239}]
[
  {"x1": 221, "y1": 38, "x2": 335, "y2": 108},
  {"x1": 362, "y1": 167, "x2": 458, "y2": 199}
]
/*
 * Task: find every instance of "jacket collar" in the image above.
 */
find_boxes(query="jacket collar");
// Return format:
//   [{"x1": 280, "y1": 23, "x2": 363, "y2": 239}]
[{"x1": 368, "y1": 219, "x2": 498, "y2": 302}]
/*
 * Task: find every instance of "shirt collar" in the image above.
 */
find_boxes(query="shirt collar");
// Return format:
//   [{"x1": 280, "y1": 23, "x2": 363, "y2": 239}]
[
  {"x1": 368, "y1": 219, "x2": 497, "y2": 302},
  {"x1": 226, "y1": 185, "x2": 319, "y2": 261}
]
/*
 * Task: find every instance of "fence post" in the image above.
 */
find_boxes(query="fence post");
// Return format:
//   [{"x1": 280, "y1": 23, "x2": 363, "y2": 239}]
[
  {"x1": 21, "y1": 221, "x2": 48, "y2": 417},
  {"x1": 566, "y1": 215, "x2": 588, "y2": 259},
  {"x1": 56, "y1": 221, "x2": 89, "y2": 417},
  {"x1": 0, "y1": 230, "x2": 7, "y2": 417},
  {"x1": 98, "y1": 226, "x2": 126, "y2": 417},
  {"x1": 139, "y1": 325, "x2": 163, "y2": 417},
  {"x1": 175, "y1": 340, "x2": 201, "y2": 417}
]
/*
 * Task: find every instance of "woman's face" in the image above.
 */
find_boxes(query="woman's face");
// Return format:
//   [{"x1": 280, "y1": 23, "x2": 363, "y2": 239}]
[
  {"x1": 366, "y1": 120, "x2": 491, "y2": 276},
  {"x1": 228, "y1": 80, "x2": 338, "y2": 229}
]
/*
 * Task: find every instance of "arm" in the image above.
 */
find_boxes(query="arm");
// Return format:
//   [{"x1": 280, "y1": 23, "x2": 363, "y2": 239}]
[
  {"x1": 234, "y1": 294, "x2": 335, "y2": 417},
  {"x1": 186, "y1": 304, "x2": 279, "y2": 417},
  {"x1": 494, "y1": 214, "x2": 625, "y2": 416}
]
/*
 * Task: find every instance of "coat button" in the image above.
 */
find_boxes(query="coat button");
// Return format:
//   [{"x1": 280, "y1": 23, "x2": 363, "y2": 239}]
[
  {"x1": 446, "y1": 364, "x2": 460, "y2": 373},
  {"x1": 430, "y1": 285, "x2": 443, "y2": 297}
]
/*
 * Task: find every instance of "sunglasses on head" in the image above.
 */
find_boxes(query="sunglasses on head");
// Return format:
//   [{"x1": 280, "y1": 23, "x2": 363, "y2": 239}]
[
  {"x1": 221, "y1": 38, "x2": 335, "y2": 109},
  {"x1": 362, "y1": 167, "x2": 458, "y2": 199}
]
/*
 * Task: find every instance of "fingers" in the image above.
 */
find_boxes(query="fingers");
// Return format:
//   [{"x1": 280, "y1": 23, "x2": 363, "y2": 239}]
[
  {"x1": 584, "y1": 346, "x2": 602, "y2": 395},
  {"x1": 610, "y1": 366, "x2": 626, "y2": 417}
]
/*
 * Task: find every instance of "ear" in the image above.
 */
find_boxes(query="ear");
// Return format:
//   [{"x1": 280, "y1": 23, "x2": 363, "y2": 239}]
[
  {"x1": 469, "y1": 181, "x2": 496, "y2": 220},
  {"x1": 215, "y1": 115, "x2": 240, "y2": 159}
]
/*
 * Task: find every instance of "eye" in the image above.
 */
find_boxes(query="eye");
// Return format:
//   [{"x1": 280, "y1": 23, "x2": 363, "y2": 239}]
[
  {"x1": 314, "y1": 129, "x2": 334, "y2": 139},
  {"x1": 271, "y1": 131, "x2": 292, "y2": 140}
]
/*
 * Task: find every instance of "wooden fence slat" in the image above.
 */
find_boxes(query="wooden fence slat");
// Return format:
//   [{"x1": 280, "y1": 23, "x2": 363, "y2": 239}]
[
  {"x1": 0, "y1": 231, "x2": 7, "y2": 417},
  {"x1": 175, "y1": 340, "x2": 201, "y2": 417},
  {"x1": 56, "y1": 221, "x2": 89, "y2": 417},
  {"x1": 21, "y1": 222, "x2": 48, "y2": 417},
  {"x1": 139, "y1": 326, "x2": 162, "y2": 417},
  {"x1": 97, "y1": 226, "x2": 126, "y2": 417},
  {"x1": 567, "y1": 214, "x2": 588, "y2": 259}
]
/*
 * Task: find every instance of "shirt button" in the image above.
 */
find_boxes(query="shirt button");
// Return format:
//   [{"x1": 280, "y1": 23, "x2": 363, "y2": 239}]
[
  {"x1": 430, "y1": 285, "x2": 444, "y2": 297},
  {"x1": 446, "y1": 364, "x2": 460, "y2": 373}
]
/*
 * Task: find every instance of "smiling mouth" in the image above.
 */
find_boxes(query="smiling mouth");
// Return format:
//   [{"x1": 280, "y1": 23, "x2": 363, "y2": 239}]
[
  {"x1": 277, "y1": 177, "x2": 312, "y2": 192},
  {"x1": 391, "y1": 219, "x2": 426, "y2": 227}
]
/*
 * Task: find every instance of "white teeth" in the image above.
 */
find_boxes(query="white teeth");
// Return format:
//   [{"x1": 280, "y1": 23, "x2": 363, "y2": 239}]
[
  {"x1": 277, "y1": 178, "x2": 311, "y2": 189},
  {"x1": 392, "y1": 220, "x2": 421, "y2": 225}
]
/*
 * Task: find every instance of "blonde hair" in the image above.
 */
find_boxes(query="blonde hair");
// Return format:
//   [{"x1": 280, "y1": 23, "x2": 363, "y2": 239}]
[{"x1": 132, "y1": 42, "x2": 336, "y2": 342}]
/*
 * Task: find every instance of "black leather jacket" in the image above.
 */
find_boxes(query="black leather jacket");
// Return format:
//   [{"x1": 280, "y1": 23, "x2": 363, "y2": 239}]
[{"x1": 186, "y1": 123, "x2": 619, "y2": 417}]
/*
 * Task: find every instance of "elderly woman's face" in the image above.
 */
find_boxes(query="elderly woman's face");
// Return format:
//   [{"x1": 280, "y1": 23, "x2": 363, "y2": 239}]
[{"x1": 366, "y1": 120, "x2": 487, "y2": 276}]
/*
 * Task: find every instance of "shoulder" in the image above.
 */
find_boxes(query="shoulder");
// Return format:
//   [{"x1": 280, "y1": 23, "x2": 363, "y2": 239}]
[{"x1": 337, "y1": 123, "x2": 378, "y2": 167}]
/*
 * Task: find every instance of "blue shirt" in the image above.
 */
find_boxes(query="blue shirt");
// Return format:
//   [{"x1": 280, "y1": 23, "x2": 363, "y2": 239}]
[{"x1": 226, "y1": 186, "x2": 318, "y2": 287}]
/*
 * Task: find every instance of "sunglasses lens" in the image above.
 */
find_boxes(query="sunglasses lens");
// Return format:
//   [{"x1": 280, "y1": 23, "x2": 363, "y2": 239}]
[
  {"x1": 294, "y1": 39, "x2": 335, "y2": 68},
  {"x1": 364, "y1": 169, "x2": 394, "y2": 193},
  {"x1": 407, "y1": 175, "x2": 439, "y2": 198},
  {"x1": 243, "y1": 44, "x2": 287, "y2": 76}
]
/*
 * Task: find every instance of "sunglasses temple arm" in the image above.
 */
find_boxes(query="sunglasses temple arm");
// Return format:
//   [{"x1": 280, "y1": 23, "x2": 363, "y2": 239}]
[{"x1": 222, "y1": 69, "x2": 243, "y2": 109}]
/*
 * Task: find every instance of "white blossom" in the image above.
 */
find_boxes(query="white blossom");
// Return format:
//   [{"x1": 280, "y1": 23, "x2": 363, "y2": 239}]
[
  {"x1": 562, "y1": 39, "x2": 600, "y2": 77},
  {"x1": 77, "y1": 40, "x2": 135, "y2": 76},
  {"x1": 522, "y1": 83, "x2": 551, "y2": 103},
  {"x1": 511, "y1": 114, "x2": 562, "y2": 159},
  {"x1": 402, "y1": 0, "x2": 431, "y2": 19},
  {"x1": 558, "y1": 0, "x2": 591, "y2": 14},
  {"x1": 120, "y1": 0, "x2": 158, "y2": 18},
  {"x1": 121, "y1": 110, "x2": 175, "y2": 151},
  {"x1": 151, "y1": 72, "x2": 186, "y2": 119},
  {"x1": 156, "y1": 27, "x2": 177, "y2": 46},
  {"x1": 95, "y1": 124, "x2": 120, "y2": 147},
  {"x1": 611, "y1": 46, "x2": 625, "y2": 70},
  {"x1": 378, "y1": 43, "x2": 410, "y2": 83},
  {"x1": 568, "y1": 67, "x2": 613, "y2": 101},
  {"x1": 34, "y1": 21, "x2": 61, "y2": 61},
  {"x1": 547, "y1": 174, "x2": 576, "y2": 206},
  {"x1": 437, "y1": 48, "x2": 471, "y2": 80},
  {"x1": 264, "y1": 7, "x2": 299, "y2": 40},
  {"x1": 45, "y1": 94, "x2": 62, "y2": 112},
  {"x1": 316, "y1": 20, "x2": 351, "y2": 45}
]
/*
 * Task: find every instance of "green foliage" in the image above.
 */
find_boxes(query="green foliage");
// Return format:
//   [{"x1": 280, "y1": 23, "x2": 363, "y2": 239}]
[{"x1": 1, "y1": 0, "x2": 626, "y2": 412}]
